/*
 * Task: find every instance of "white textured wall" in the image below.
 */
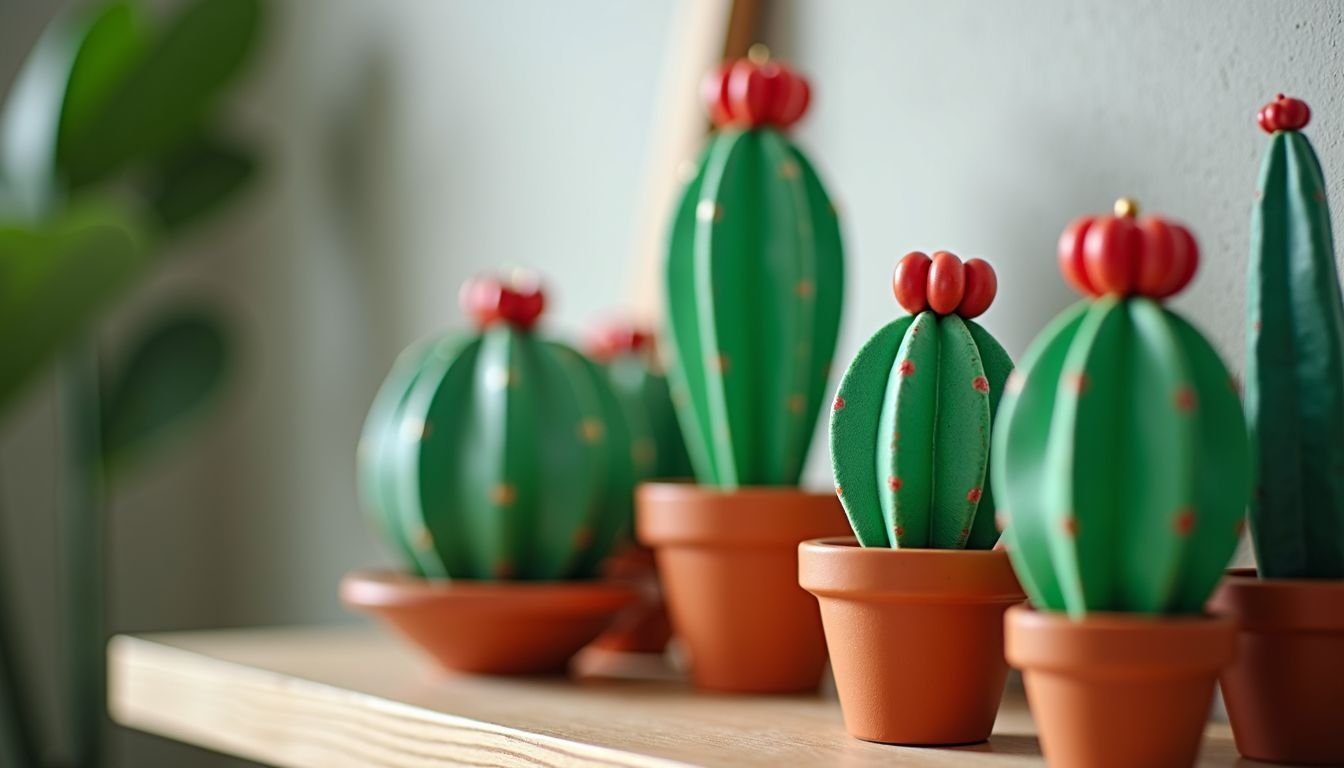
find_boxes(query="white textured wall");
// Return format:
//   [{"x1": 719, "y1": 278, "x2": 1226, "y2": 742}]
[{"x1": 3, "y1": 2, "x2": 1344, "y2": 766}]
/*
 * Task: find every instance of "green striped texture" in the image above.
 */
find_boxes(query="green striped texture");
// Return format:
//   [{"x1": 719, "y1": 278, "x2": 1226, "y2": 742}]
[
  {"x1": 830, "y1": 312, "x2": 1013, "y2": 549},
  {"x1": 601, "y1": 352, "x2": 693, "y2": 482},
  {"x1": 1247, "y1": 129, "x2": 1344, "y2": 579},
  {"x1": 994, "y1": 298, "x2": 1251, "y2": 616},
  {"x1": 357, "y1": 329, "x2": 630, "y2": 580},
  {"x1": 665, "y1": 127, "x2": 843, "y2": 488}
]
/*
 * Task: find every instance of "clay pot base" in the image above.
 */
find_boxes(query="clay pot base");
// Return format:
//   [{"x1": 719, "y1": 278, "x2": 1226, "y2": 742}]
[
  {"x1": 341, "y1": 570, "x2": 638, "y2": 676},
  {"x1": 637, "y1": 483, "x2": 852, "y2": 693},
  {"x1": 1210, "y1": 568, "x2": 1344, "y2": 765},
  {"x1": 799, "y1": 539, "x2": 1025, "y2": 745},
  {"x1": 1006, "y1": 605, "x2": 1234, "y2": 768}
]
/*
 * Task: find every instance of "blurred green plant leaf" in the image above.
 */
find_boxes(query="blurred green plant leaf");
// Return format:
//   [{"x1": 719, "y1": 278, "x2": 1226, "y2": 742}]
[
  {"x1": 0, "y1": 205, "x2": 149, "y2": 411},
  {"x1": 58, "y1": 0, "x2": 262, "y2": 190},
  {"x1": 146, "y1": 133, "x2": 257, "y2": 233},
  {"x1": 58, "y1": 1, "x2": 147, "y2": 158},
  {"x1": 100, "y1": 308, "x2": 230, "y2": 475}
]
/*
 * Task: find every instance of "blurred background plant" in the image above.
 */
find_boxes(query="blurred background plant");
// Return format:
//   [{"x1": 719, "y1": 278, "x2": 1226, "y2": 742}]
[{"x1": 0, "y1": 0, "x2": 262, "y2": 765}]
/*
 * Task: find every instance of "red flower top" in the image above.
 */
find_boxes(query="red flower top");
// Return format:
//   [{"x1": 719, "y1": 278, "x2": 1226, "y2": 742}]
[
  {"x1": 702, "y1": 46, "x2": 811, "y2": 130},
  {"x1": 1057, "y1": 199, "x2": 1198, "y2": 300}
]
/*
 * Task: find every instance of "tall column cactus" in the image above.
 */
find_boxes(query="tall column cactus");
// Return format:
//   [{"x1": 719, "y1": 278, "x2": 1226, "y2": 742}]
[
  {"x1": 995, "y1": 201, "x2": 1251, "y2": 616},
  {"x1": 831, "y1": 252, "x2": 1012, "y2": 549},
  {"x1": 357, "y1": 275, "x2": 630, "y2": 581},
  {"x1": 665, "y1": 50, "x2": 843, "y2": 488},
  {"x1": 1247, "y1": 95, "x2": 1344, "y2": 579}
]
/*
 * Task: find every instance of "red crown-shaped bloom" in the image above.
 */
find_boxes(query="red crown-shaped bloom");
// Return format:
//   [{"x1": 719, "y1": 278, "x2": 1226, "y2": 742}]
[
  {"x1": 702, "y1": 46, "x2": 810, "y2": 130},
  {"x1": 1257, "y1": 94, "x2": 1311, "y2": 133},
  {"x1": 585, "y1": 321, "x2": 651, "y2": 363},
  {"x1": 892, "y1": 250, "x2": 997, "y2": 319},
  {"x1": 460, "y1": 272, "x2": 545, "y2": 331},
  {"x1": 1057, "y1": 199, "x2": 1198, "y2": 300}
]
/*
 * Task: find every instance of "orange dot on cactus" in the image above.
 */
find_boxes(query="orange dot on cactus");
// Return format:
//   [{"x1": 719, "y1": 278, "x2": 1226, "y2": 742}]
[
  {"x1": 1174, "y1": 508, "x2": 1196, "y2": 536},
  {"x1": 888, "y1": 476, "x2": 903, "y2": 491},
  {"x1": 1068, "y1": 372, "x2": 1090, "y2": 394},
  {"x1": 833, "y1": 395, "x2": 846, "y2": 411},
  {"x1": 898, "y1": 360, "x2": 916, "y2": 377},
  {"x1": 1062, "y1": 516, "x2": 1079, "y2": 537},
  {"x1": 1174, "y1": 386, "x2": 1197, "y2": 413},
  {"x1": 967, "y1": 488, "x2": 983, "y2": 503},
  {"x1": 895, "y1": 526, "x2": 906, "y2": 538},
  {"x1": 972, "y1": 376, "x2": 990, "y2": 393},
  {"x1": 835, "y1": 485, "x2": 844, "y2": 497}
]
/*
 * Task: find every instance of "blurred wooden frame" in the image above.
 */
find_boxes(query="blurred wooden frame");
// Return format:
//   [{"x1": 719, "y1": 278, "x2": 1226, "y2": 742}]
[{"x1": 629, "y1": 0, "x2": 761, "y2": 326}]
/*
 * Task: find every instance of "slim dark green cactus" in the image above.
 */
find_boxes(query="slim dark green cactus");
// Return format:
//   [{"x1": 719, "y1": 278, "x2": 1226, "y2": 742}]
[
  {"x1": 1247, "y1": 95, "x2": 1344, "y2": 579},
  {"x1": 995, "y1": 201, "x2": 1251, "y2": 616},
  {"x1": 831, "y1": 252, "x2": 1012, "y2": 549},
  {"x1": 358, "y1": 276, "x2": 628, "y2": 580},
  {"x1": 665, "y1": 53, "x2": 842, "y2": 488}
]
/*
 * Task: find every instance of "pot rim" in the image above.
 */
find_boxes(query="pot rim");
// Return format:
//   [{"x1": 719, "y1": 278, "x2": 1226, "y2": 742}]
[
  {"x1": 798, "y1": 537, "x2": 1025, "y2": 603},
  {"x1": 1005, "y1": 604, "x2": 1235, "y2": 675},
  {"x1": 340, "y1": 569, "x2": 638, "y2": 614},
  {"x1": 1210, "y1": 567, "x2": 1344, "y2": 632},
  {"x1": 636, "y1": 482, "x2": 850, "y2": 547}
]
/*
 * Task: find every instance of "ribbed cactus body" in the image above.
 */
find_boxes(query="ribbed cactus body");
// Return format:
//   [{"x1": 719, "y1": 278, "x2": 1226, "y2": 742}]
[
  {"x1": 666, "y1": 127, "x2": 843, "y2": 487},
  {"x1": 831, "y1": 312, "x2": 1012, "y2": 549},
  {"x1": 358, "y1": 327, "x2": 627, "y2": 581},
  {"x1": 995, "y1": 297, "x2": 1251, "y2": 616},
  {"x1": 1247, "y1": 128, "x2": 1344, "y2": 579},
  {"x1": 601, "y1": 353, "x2": 693, "y2": 482}
]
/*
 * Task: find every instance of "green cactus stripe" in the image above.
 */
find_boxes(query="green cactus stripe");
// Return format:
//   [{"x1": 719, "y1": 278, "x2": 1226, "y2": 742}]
[
  {"x1": 882, "y1": 311, "x2": 938, "y2": 547},
  {"x1": 929, "y1": 316, "x2": 992, "y2": 548},
  {"x1": 357, "y1": 337, "x2": 443, "y2": 568},
  {"x1": 604, "y1": 354, "x2": 693, "y2": 481},
  {"x1": 829, "y1": 316, "x2": 913, "y2": 546},
  {"x1": 667, "y1": 127, "x2": 842, "y2": 488},
  {"x1": 998, "y1": 299, "x2": 1250, "y2": 616},
  {"x1": 995, "y1": 302, "x2": 1090, "y2": 609},
  {"x1": 1167, "y1": 312, "x2": 1253, "y2": 609},
  {"x1": 1248, "y1": 130, "x2": 1344, "y2": 578},
  {"x1": 570, "y1": 348, "x2": 634, "y2": 575},
  {"x1": 965, "y1": 322, "x2": 1014, "y2": 549}
]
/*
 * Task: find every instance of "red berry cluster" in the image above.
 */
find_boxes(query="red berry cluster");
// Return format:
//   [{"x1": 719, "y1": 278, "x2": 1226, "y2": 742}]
[
  {"x1": 460, "y1": 274, "x2": 545, "y2": 330},
  {"x1": 1058, "y1": 200, "x2": 1198, "y2": 300},
  {"x1": 702, "y1": 56, "x2": 810, "y2": 130},
  {"x1": 892, "y1": 251, "x2": 997, "y2": 319},
  {"x1": 1257, "y1": 94, "x2": 1311, "y2": 133},
  {"x1": 585, "y1": 323, "x2": 651, "y2": 363}
]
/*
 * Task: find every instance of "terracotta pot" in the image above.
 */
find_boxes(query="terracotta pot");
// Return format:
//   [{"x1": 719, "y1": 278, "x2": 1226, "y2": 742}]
[
  {"x1": 1209, "y1": 568, "x2": 1344, "y2": 765},
  {"x1": 798, "y1": 538, "x2": 1024, "y2": 744},
  {"x1": 341, "y1": 570, "x2": 637, "y2": 675},
  {"x1": 636, "y1": 483, "x2": 851, "y2": 692},
  {"x1": 587, "y1": 546, "x2": 672, "y2": 654},
  {"x1": 1005, "y1": 605, "x2": 1234, "y2": 768}
]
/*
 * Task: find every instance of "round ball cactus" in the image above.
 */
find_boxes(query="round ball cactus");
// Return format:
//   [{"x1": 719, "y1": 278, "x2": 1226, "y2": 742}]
[
  {"x1": 357, "y1": 274, "x2": 631, "y2": 581},
  {"x1": 830, "y1": 252, "x2": 1013, "y2": 549},
  {"x1": 994, "y1": 202, "x2": 1252, "y2": 616},
  {"x1": 666, "y1": 50, "x2": 843, "y2": 488}
]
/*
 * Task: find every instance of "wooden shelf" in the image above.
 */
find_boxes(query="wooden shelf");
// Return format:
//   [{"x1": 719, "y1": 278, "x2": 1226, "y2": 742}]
[{"x1": 109, "y1": 625, "x2": 1247, "y2": 767}]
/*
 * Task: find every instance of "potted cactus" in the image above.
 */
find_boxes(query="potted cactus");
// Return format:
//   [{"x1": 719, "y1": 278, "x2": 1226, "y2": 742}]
[
  {"x1": 1208, "y1": 94, "x2": 1344, "y2": 765},
  {"x1": 585, "y1": 323, "x2": 690, "y2": 653},
  {"x1": 997, "y1": 200, "x2": 1251, "y2": 768},
  {"x1": 342, "y1": 274, "x2": 638, "y2": 675},
  {"x1": 799, "y1": 251, "x2": 1024, "y2": 744},
  {"x1": 635, "y1": 49, "x2": 852, "y2": 693}
]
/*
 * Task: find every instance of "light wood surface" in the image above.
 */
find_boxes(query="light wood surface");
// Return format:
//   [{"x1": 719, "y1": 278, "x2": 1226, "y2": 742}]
[{"x1": 109, "y1": 625, "x2": 1251, "y2": 768}]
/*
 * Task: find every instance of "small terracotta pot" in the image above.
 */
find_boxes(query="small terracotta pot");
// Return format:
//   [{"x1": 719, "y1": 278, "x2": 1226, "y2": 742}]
[
  {"x1": 341, "y1": 570, "x2": 637, "y2": 675},
  {"x1": 798, "y1": 538, "x2": 1024, "y2": 745},
  {"x1": 1209, "y1": 568, "x2": 1344, "y2": 765},
  {"x1": 1005, "y1": 605, "x2": 1234, "y2": 768},
  {"x1": 587, "y1": 546, "x2": 672, "y2": 654},
  {"x1": 636, "y1": 483, "x2": 851, "y2": 692}
]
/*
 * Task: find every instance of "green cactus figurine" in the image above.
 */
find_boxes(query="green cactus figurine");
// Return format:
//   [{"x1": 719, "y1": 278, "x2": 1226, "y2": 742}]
[
  {"x1": 995, "y1": 200, "x2": 1251, "y2": 617},
  {"x1": 1247, "y1": 94, "x2": 1344, "y2": 579},
  {"x1": 357, "y1": 274, "x2": 630, "y2": 581},
  {"x1": 586, "y1": 323, "x2": 693, "y2": 483},
  {"x1": 831, "y1": 251, "x2": 1012, "y2": 549},
  {"x1": 665, "y1": 49, "x2": 843, "y2": 488}
]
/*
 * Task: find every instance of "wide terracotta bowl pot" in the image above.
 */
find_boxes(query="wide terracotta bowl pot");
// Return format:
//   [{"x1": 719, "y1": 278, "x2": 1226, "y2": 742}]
[
  {"x1": 341, "y1": 570, "x2": 638, "y2": 675},
  {"x1": 798, "y1": 538, "x2": 1024, "y2": 745},
  {"x1": 1209, "y1": 568, "x2": 1344, "y2": 765},
  {"x1": 587, "y1": 545, "x2": 672, "y2": 654},
  {"x1": 1005, "y1": 605, "x2": 1234, "y2": 768},
  {"x1": 636, "y1": 483, "x2": 851, "y2": 693}
]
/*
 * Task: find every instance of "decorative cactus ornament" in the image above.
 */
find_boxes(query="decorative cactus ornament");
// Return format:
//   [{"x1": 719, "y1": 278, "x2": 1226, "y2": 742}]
[
  {"x1": 665, "y1": 48, "x2": 843, "y2": 488},
  {"x1": 831, "y1": 251, "x2": 1013, "y2": 549},
  {"x1": 357, "y1": 275, "x2": 630, "y2": 581},
  {"x1": 995, "y1": 201, "x2": 1252, "y2": 616},
  {"x1": 1247, "y1": 95, "x2": 1344, "y2": 579},
  {"x1": 587, "y1": 323, "x2": 693, "y2": 483}
]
